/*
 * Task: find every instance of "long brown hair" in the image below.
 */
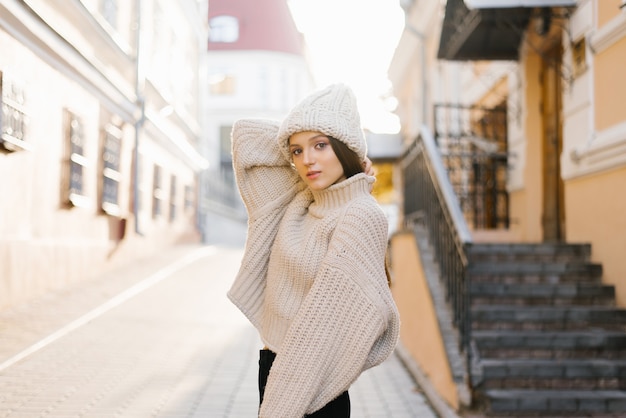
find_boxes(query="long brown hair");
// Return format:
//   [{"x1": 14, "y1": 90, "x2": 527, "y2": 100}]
[
  {"x1": 329, "y1": 136, "x2": 392, "y2": 286},
  {"x1": 328, "y1": 136, "x2": 363, "y2": 178}
]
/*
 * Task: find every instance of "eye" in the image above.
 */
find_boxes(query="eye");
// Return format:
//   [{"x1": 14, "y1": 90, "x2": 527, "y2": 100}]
[
  {"x1": 315, "y1": 142, "x2": 328, "y2": 150},
  {"x1": 291, "y1": 148, "x2": 302, "y2": 156}
]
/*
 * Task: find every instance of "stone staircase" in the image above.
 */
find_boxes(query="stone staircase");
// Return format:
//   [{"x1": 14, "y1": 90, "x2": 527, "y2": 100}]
[{"x1": 467, "y1": 243, "x2": 626, "y2": 416}]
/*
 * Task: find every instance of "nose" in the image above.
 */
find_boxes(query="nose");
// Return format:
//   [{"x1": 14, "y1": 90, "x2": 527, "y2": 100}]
[{"x1": 302, "y1": 149, "x2": 315, "y2": 166}]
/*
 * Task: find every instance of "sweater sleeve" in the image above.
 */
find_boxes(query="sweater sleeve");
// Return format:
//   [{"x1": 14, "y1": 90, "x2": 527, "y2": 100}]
[
  {"x1": 231, "y1": 118, "x2": 302, "y2": 220},
  {"x1": 228, "y1": 119, "x2": 305, "y2": 329},
  {"x1": 259, "y1": 199, "x2": 401, "y2": 418}
]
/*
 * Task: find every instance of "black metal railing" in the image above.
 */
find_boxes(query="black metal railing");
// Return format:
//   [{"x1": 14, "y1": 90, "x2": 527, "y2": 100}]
[
  {"x1": 402, "y1": 126, "x2": 473, "y2": 354},
  {"x1": 434, "y1": 103, "x2": 510, "y2": 229}
]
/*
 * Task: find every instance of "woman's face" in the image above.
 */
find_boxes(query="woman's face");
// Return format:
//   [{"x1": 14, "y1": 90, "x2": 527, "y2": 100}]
[{"x1": 289, "y1": 131, "x2": 346, "y2": 191}]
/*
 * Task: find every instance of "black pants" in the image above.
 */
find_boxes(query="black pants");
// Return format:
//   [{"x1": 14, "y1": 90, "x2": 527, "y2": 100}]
[{"x1": 258, "y1": 349, "x2": 350, "y2": 417}]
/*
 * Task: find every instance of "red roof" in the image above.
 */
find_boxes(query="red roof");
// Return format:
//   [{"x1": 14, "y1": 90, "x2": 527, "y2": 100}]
[{"x1": 208, "y1": 0, "x2": 304, "y2": 55}]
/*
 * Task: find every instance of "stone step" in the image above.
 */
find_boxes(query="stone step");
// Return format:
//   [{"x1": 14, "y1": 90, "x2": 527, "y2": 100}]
[
  {"x1": 472, "y1": 306, "x2": 626, "y2": 331},
  {"x1": 473, "y1": 330, "x2": 626, "y2": 359},
  {"x1": 469, "y1": 243, "x2": 592, "y2": 263},
  {"x1": 470, "y1": 271, "x2": 602, "y2": 285},
  {"x1": 464, "y1": 242, "x2": 625, "y2": 415},
  {"x1": 469, "y1": 262, "x2": 603, "y2": 287},
  {"x1": 470, "y1": 282, "x2": 615, "y2": 306},
  {"x1": 468, "y1": 261, "x2": 603, "y2": 275},
  {"x1": 483, "y1": 389, "x2": 626, "y2": 415},
  {"x1": 479, "y1": 358, "x2": 626, "y2": 390}
]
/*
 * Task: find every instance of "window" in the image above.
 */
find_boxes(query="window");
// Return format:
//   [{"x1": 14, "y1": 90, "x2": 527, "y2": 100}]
[
  {"x1": 219, "y1": 124, "x2": 236, "y2": 190},
  {"x1": 0, "y1": 72, "x2": 29, "y2": 152},
  {"x1": 63, "y1": 110, "x2": 89, "y2": 207},
  {"x1": 169, "y1": 174, "x2": 177, "y2": 222},
  {"x1": 152, "y1": 164, "x2": 163, "y2": 218},
  {"x1": 184, "y1": 184, "x2": 194, "y2": 212},
  {"x1": 135, "y1": 152, "x2": 144, "y2": 213},
  {"x1": 572, "y1": 38, "x2": 587, "y2": 78},
  {"x1": 101, "y1": 124, "x2": 122, "y2": 216},
  {"x1": 209, "y1": 15, "x2": 239, "y2": 43}
]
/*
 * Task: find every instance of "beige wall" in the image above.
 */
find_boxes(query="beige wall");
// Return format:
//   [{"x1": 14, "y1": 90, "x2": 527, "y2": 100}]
[
  {"x1": 0, "y1": 29, "x2": 200, "y2": 309},
  {"x1": 508, "y1": 50, "x2": 544, "y2": 242},
  {"x1": 476, "y1": 76, "x2": 508, "y2": 109},
  {"x1": 598, "y1": 0, "x2": 623, "y2": 26},
  {"x1": 558, "y1": 0, "x2": 626, "y2": 307},
  {"x1": 565, "y1": 167, "x2": 626, "y2": 307},
  {"x1": 594, "y1": 36, "x2": 626, "y2": 131},
  {"x1": 389, "y1": 232, "x2": 459, "y2": 409}
]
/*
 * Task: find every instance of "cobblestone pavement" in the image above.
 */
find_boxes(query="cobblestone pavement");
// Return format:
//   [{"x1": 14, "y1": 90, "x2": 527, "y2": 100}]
[{"x1": 0, "y1": 244, "x2": 439, "y2": 417}]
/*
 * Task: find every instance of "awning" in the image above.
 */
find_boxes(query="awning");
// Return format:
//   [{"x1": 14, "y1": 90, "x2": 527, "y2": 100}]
[{"x1": 437, "y1": 0, "x2": 576, "y2": 61}]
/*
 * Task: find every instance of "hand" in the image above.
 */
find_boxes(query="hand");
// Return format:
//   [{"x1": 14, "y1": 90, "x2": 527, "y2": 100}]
[{"x1": 362, "y1": 157, "x2": 375, "y2": 176}]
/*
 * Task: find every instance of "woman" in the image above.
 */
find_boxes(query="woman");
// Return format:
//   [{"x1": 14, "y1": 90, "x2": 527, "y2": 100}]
[{"x1": 228, "y1": 84, "x2": 400, "y2": 417}]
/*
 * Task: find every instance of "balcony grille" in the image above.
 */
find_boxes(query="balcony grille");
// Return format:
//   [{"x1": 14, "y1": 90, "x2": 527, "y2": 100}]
[{"x1": 434, "y1": 103, "x2": 510, "y2": 229}]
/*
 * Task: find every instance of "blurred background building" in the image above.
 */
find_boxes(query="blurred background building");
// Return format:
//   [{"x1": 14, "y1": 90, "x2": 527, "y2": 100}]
[
  {"x1": 3, "y1": 0, "x2": 625, "y2": 414},
  {"x1": 388, "y1": 0, "x2": 626, "y2": 415},
  {"x1": 200, "y1": 0, "x2": 314, "y2": 245},
  {"x1": 0, "y1": 0, "x2": 401, "y2": 309},
  {"x1": 0, "y1": 0, "x2": 208, "y2": 309},
  {"x1": 199, "y1": 0, "x2": 404, "y2": 244}
]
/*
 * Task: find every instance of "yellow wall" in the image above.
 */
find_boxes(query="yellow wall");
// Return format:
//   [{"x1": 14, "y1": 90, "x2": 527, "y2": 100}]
[
  {"x1": 476, "y1": 76, "x2": 508, "y2": 109},
  {"x1": 389, "y1": 232, "x2": 459, "y2": 409},
  {"x1": 594, "y1": 36, "x2": 626, "y2": 131},
  {"x1": 565, "y1": 167, "x2": 626, "y2": 307},
  {"x1": 597, "y1": 0, "x2": 623, "y2": 27},
  {"x1": 509, "y1": 51, "x2": 544, "y2": 242},
  {"x1": 508, "y1": 190, "x2": 526, "y2": 240}
]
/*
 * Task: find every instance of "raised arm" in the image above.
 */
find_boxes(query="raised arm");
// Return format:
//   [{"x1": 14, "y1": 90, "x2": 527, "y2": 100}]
[
  {"x1": 228, "y1": 119, "x2": 305, "y2": 329},
  {"x1": 231, "y1": 118, "x2": 302, "y2": 220}
]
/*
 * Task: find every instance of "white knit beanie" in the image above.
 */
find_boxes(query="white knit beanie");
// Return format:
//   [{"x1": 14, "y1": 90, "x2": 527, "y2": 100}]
[{"x1": 277, "y1": 83, "x2": 367, "y2": 161}]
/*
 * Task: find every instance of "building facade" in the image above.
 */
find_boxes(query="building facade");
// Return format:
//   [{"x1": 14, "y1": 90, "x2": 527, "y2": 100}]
[
  {"x1": 0, "y1": 0, "x2": 208, "y2": 309},
  {"x1": 388, "y1": 0, "x2": 626, "y2": 414},
  {"x1": 201, "y1": 0, "x2": 314, "y2": 243},
  {"x1": 393, "y1": 0, "x2": 626, "y2": 307}
]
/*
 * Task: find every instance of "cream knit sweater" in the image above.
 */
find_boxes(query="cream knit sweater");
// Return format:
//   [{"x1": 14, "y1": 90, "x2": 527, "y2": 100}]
[{"x1": 227, "y1": 119, "x2": 400, "y2": 418}]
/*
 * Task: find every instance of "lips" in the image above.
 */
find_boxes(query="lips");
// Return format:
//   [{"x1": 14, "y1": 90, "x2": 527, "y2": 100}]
[{"x1": 306, "y1": 171, "x2": 321, "y2": 179}]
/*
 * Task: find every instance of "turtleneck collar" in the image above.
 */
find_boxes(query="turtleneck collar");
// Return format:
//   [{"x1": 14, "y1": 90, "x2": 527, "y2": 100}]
[{"x1": 308, "y1": 173, "x2": 374, "y2": 215}]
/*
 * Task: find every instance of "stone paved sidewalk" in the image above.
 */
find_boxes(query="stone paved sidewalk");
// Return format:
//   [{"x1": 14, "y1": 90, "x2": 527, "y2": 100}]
[{"x1": 0, "y1": 244, "x2": 439, "y2": 417}]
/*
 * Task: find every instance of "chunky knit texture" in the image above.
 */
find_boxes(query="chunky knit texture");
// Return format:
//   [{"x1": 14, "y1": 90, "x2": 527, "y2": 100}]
[
  {"x1": 276, "y1": 84, "x2": 368, "y2": 162},
  {"x1": 228, "y1": 118, "x2": 400, "y2": 418}
]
